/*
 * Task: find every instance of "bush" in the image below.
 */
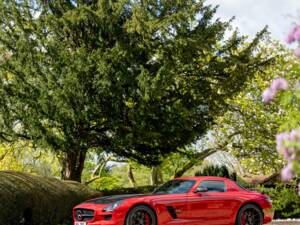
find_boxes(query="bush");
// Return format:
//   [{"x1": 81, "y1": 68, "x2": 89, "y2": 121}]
[
  {"x1": 88, "y1": 176, "x2": 122, "y2": 191},
  {"x1": 0, "y1": 171, "x2": 101, "y2": 225},
  {"x1": 256, "y1": 183, "x2": 300, "y2": 219}
]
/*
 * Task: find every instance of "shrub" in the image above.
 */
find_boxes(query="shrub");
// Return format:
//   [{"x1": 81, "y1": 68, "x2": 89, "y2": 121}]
[
  {"x1": 0, "y1": 171, "x2": 100, "y2": 225},
  {"x1": 195, "y1": 165, "x2": 236, "y2": 180},
  {"x1": 88, "y1": 176, "x2": 122, "y2": 191},
  {"x1": 256, "y1": 183, "x2": 300, "y2": 218}
]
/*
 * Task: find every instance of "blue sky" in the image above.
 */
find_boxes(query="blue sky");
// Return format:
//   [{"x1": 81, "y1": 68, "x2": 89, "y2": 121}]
[{"x1": 206, "y1": 0, "x2": 299, "y2": 44}]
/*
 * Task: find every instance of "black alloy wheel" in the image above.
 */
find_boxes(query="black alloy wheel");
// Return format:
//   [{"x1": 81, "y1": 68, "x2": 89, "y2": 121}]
[
  {"x1": 125, "y1": 205, "x2": 157, "y2": 225},
  {"x1": 236, "y1": 204, "x2": 263, "y2": 225}
]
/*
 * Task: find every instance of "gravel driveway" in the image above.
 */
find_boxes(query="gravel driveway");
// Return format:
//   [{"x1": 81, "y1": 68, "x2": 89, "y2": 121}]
[{"x1": 269, "y1": 220, "x2": 300, "y2": 225}]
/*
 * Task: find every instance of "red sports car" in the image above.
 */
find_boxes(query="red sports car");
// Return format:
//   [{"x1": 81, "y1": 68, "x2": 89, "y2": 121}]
[{"x1": 73, "y1": 176, "x2": 273, "y2": 225}]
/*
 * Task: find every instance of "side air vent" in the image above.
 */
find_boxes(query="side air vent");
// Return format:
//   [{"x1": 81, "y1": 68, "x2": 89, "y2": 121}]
[{"x1": 166, "y1": 206, "x2": 178, "y2": 219}]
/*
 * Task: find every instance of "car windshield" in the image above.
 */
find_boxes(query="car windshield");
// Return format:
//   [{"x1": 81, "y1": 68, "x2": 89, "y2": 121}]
[{"x1": 152, "y1": 179, "x2": 196, "y2": 194}]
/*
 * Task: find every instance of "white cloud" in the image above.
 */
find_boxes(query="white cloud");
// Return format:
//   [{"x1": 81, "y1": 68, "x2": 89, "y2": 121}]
[{"x1": 206, "y1": 0, "x2": 300, "y2": 43}]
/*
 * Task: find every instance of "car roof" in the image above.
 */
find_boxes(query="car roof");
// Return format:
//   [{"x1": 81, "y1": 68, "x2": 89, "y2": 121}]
[{"x1": 174, "y1": 176, "x2": 231, "y2": 182}]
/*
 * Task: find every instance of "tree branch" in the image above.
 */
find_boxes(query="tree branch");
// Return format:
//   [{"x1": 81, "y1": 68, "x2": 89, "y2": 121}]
[
  {"x1": 0, "y1": 149, "x2": 9, "y2": 161},
  {"x1": 174, "y1": 131, "x2": 240, "y2": 178},
  {"x1": 84, "y1": 155, "x2": 112, "y2": 185}
]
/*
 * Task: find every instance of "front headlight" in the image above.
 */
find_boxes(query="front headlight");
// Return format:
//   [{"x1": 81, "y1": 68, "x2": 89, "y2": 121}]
[
  {"x1": 264, "y1": 195, "x2": 272, "y2": 203},
  {"x1": 103, "y1": 200, "x2": 124, "y2": 212}
]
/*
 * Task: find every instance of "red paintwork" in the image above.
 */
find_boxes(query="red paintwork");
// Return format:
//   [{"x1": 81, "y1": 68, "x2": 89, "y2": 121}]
[{"x1": 73, "y1": 176, "x2": 273, "y2": 225}]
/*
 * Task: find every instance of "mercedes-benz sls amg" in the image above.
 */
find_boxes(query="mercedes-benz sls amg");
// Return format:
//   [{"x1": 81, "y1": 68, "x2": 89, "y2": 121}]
[{"x1": 73, "y1": 176, "x2": 273, "y2": 225}]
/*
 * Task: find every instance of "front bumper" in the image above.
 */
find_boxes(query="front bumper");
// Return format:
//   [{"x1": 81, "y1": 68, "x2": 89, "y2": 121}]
[
  {"x1": 74, "y1": 207, "x2": 126, "y2": 225},
  {"x1": 263, "y1": 207, "x2": 274, "y2": 224},
  {"x1": 74, "y1": 215, "x2": 124, "y2": 225},
  {"x1": 74, "y1": 220, "x2": 123, "y2": 225}
]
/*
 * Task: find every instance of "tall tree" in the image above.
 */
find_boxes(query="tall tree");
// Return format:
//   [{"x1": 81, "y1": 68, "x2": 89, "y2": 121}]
[{"x1": 0, "y1": 0, "x2": 270, "y2": 181}]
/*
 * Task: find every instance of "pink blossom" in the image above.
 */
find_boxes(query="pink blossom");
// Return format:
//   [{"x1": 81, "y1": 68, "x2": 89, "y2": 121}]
[
  {"x1": 262, "y1": 78, "x2": 289, "y2": 104},
  {"x1": 289, "y1": 129, "x2": 300, "y2": 141},
  {"x1": 286, "y1": 25, "x2": 300, "y2": 43},
  {"x1": 282, "y1": 148, "x2": 291, "y2": 161},
  {"x1": 286, "y1": 33, "x2": 295, "y2": 43},
  {"x1": 294, "y1": 27, "x2": 300, "y2": 41},
  {"x1": 271, "y1": 78, "x2": 289, "y2": 91},
  {"x1": 262, "y1": 88, "x2": 275, "y2": 103},
  {"x1": 282, "y1": 148, "x2": 296, "y2": 161},
  {"x1": 295, "y1": 48, "x2": 300, "y2": 58},
  {"x1": 276, "y1": 132, "x2": 289, "y2": 152},
  {"x1": 281, "y1": 164, "x2": 294, "y2": 181}
]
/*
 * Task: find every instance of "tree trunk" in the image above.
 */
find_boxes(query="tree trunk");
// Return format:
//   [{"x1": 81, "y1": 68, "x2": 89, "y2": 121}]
[
  {"x1": 61, "y1": 149, "x2": 87, "y2": 182},
  {"x1": 127, "y1": 164, "x2": 136, "y2": 187},
  {"x1": 150, "y1": 166, "x2": 162, "y2": 185}
]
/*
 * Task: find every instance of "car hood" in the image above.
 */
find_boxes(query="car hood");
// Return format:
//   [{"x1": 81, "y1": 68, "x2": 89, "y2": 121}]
[{"x1": 83, "y1": 194, "x2": 149, "y2": 205}]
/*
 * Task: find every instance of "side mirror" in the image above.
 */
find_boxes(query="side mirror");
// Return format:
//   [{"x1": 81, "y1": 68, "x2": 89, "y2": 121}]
[{"x1": 194, "y1": 187, "x2": 208, "y2": 193}]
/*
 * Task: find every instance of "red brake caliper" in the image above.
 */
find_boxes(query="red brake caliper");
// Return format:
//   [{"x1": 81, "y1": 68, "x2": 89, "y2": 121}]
[
  {"x1": 144, "y1": 213, "x2": 150, "y2": 225},
  {"x1": 241, "y1": 212, "x2": 247, "y2": 225}
]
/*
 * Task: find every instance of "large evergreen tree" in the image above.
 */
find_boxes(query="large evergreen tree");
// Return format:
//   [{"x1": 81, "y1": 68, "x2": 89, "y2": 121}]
[{"x1": 0, "y1": 0, "x2": 270, "y2": 181}]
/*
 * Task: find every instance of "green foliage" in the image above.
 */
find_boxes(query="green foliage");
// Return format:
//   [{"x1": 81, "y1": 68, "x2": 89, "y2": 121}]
[
  {"x1": 85, "y1": 162, "x2": 153, "y2": 190},
  {"x1": 110, "y1": 163, "x2": 153, "y2": 187},
  {"x1": 195, "y1": 164, "x2": 235, "y2": 180},
  {"x1": 159, "y1": 152, "x2": 195, "y2": 180},
  {"x1": 213, "y1": 42, "x2": 299, "y2": 174},
  {"x1": 88, "y1": 176, "x2": 122, "y2": 191},
  {"x1": 0, "y1": 0, "x2": 270, "y2": 181},
  {"x1": 257, "y1": 183, "x2": 300, "y2": 218},
  {"x1": 276, "y1": 64, "x2": 300, "y2": 180},
  {"x1": 278, "y1": 65, "x2": 300, "y2": 133},
  {"x1": 0, "y1": 141, "x2": 61, "y2": 177}
]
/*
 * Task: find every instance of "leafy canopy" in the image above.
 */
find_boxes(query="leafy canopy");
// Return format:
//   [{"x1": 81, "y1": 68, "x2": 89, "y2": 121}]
[
  {"x1": 213, "y1": 42, "x2": 299, "y2": 174},
  {"x1": 0, "y1": 0, "x2": 270, "y2": 169}
]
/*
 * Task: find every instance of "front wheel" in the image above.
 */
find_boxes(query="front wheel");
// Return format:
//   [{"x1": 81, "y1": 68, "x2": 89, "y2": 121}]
[
  {"x1": 236, "y1": 204, "x2": 263, "y2": 225},
  {"x1": 125, "y1": 205, "x2": 157, "y2": 225}
]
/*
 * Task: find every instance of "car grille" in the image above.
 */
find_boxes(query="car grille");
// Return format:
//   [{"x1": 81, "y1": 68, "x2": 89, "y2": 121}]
[{"x1": 75, "y1": 208, "x2": 94, "y2": 221}]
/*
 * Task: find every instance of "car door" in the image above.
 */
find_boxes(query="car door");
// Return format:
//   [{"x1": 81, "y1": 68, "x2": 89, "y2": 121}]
[
  {"x1": 152, "y1": 179, "x2": 197, "y2": 225},
  {"x1": 187, "y1": 180, "x2": 234, "y2": 225},
  {"x1": 155, "y1": 193, "x2": 190, "y2": 225}
]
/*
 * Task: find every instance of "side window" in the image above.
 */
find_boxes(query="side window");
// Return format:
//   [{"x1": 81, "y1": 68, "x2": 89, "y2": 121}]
[{"x1": 198, "y1": 180, "x2": 226, "y2": 192}]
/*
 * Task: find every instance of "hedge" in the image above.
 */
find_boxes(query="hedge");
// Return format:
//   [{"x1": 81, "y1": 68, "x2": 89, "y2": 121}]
[
  {"x1": 256, "y1": 183, "x2": 300, "y2": 219},
  {"x1": 0, "y1": 170, "x2": 101, "y2": 225}
]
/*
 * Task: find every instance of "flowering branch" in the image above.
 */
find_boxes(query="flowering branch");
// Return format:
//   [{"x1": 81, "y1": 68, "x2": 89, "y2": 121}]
[{"x1": 261, "y1": 24, "x2": 300, "y2": 195}]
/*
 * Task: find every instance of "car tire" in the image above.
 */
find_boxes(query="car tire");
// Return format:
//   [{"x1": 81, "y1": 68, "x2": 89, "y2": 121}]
[
  {"x1": 125, "y1": 205, "x2": 157, "y2": 225},
  {"x1": 236, "y1": 204, "x2": 263, "y2": 225}
]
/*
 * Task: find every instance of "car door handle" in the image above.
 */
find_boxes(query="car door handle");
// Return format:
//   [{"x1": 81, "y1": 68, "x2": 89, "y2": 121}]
[{"x1": 175, "y1": 209, "x2": 182, "y2": 214}]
